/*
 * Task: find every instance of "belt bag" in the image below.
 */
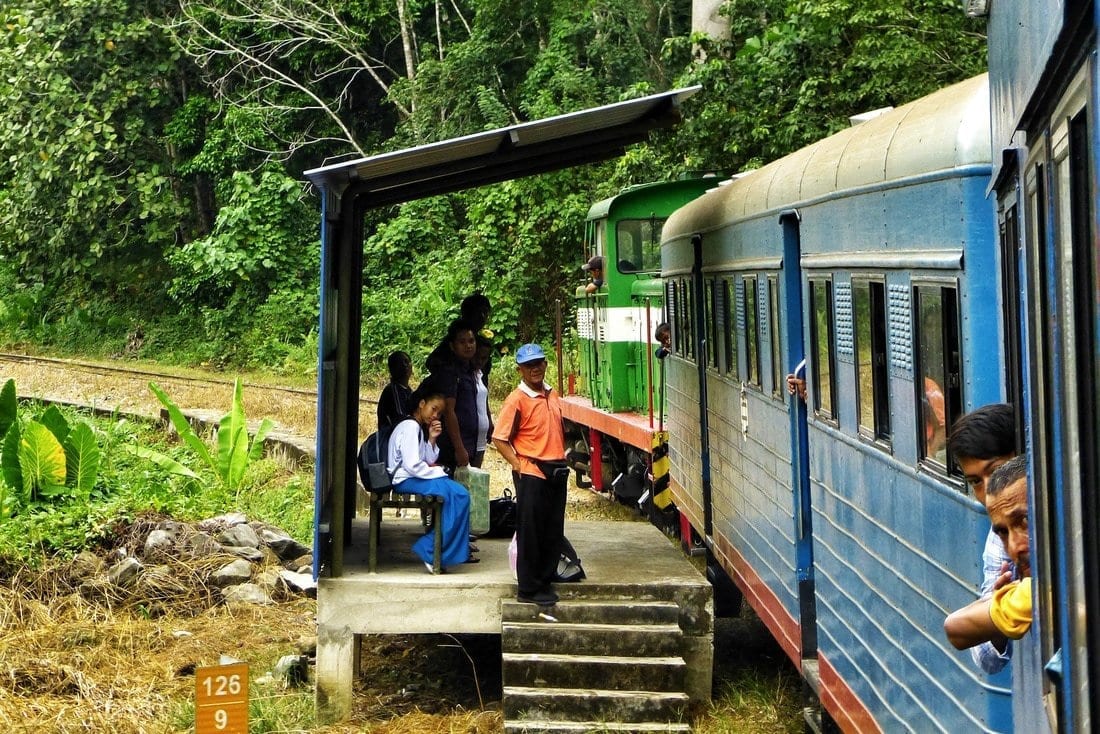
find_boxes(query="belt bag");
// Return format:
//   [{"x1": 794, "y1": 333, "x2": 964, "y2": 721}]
[{"x1": 531, "y1": 458, "x2": 570, "y2": 482}]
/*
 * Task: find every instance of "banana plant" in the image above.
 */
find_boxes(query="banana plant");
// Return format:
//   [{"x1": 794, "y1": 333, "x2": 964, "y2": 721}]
[
  {"x1": 148, "y1": 378, "x2": 274, "y2": 492},
  {"x1": 0, "y1": 379, "x2": 101, "y2": 515}
]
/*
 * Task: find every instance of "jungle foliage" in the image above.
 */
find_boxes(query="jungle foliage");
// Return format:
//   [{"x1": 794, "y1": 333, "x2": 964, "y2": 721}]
[{"x1": 0, "y1": 0, "x2": 987, "y2": 377}]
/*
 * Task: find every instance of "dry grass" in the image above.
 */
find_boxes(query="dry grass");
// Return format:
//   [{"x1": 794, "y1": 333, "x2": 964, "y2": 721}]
[{"x1": 0, "y1": 557, "x2": 318, "y2": 733}]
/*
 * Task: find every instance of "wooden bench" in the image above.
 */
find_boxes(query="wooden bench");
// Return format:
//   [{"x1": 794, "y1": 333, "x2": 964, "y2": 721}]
[{"x1": 358, "y1": 459, "x2": 444, "y2": 574}]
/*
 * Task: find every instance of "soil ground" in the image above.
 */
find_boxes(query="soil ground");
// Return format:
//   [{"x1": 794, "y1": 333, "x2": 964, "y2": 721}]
[{"x1": 0, "y1": 355, "x2": 802, "y2": 733}]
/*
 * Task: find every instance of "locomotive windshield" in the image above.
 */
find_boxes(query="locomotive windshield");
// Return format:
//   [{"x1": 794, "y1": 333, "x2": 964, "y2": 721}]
[{"x1": 615, "y1": 217, "x2": 664, "y2": 273}]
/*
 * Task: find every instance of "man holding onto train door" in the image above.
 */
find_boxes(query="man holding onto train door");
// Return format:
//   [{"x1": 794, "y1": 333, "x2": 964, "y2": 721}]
[
  {"x1": 946, "y1": 403, "x2": 1017, "y2": 673},
  {"x1": 493, "y1": 343, "x2": 569, "y2": 607},
  {"x1": 944, "y1": 455, "x2": 1032, "y2": 649}
]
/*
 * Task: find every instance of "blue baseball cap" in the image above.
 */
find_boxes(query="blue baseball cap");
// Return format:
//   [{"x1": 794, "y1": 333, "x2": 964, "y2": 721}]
[{"x1": 515, "y1": 343, "x2": 547, "y2": 365}]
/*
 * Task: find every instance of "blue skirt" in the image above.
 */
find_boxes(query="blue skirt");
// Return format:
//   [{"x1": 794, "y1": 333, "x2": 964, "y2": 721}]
[{"x1": 394, "y1": 476, "x2": 471, "y2": 568}]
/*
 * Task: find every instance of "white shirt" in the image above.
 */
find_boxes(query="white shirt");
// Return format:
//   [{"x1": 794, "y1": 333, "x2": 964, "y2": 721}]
[
  {"x1": 475, "y1": 369, "x2": 490, "y2": 451},
  {"x1": 387, "y1": 418, "x2": 445, "y2": 484}
]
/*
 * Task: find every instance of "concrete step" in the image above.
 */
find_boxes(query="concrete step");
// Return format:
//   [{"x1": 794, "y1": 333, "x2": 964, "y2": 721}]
[
  {"x1": 502, "y1": 622, "x2": 682, "y2": 657},
  {"x1": 502, "y1": 599, "x2": 681, "y2": 626},
  {"x1": 503, "y1": 686, "x2": 690, "y2": 724},
  {"x1": 504, "y1": 720, "x2": 692, "y2": 733},
  {"x1": 502, "y1": 652, "x2": 686, "y2": 691}
]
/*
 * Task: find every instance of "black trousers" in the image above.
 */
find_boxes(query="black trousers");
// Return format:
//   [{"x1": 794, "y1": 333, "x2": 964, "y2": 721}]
[{"x1": 515, "y1": 471, "x2": 567, "y2": 596}]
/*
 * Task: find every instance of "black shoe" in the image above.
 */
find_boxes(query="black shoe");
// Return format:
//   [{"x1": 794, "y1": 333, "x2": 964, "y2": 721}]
[{"x1": 516, "y1": 589, "x2": 559, "y2": 606}]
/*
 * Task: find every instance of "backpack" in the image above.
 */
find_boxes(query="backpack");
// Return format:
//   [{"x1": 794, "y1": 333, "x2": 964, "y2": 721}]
[
  {"x1": 358, "y1": 423, "x2": 395, "y2": 491},
  {"x1": 555, "y1": 536, "x2": 586, "y2": 582}
]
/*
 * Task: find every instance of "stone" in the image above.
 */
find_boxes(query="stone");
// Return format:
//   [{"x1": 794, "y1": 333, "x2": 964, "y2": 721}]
[
  {"x1": 198, "y1": 512, "x2": 249, "y2": 532},
  {"x1": 223, "y1": 545, "x2": 265, "y2": 563},
  {"x1": 107, "y1": 557, "x2": 145, "y2": 587},
  {"x1": 218, "y1": 523, "x2": 261, "y2": 549},
  {"x1": 210, "y1": 559, "x2": 253, "y2": 588},
  {"x1": 277, "y1": 569, "x2": 316, "y2": 596},
  {"x1": 180, "y1": 531, "x2": 221, "y2": 559},
  {"x1": 68, "y1": 551, "x2": 104, "y2": 583},
  {"x1": 222, "y1": 583, "x2": 272, "y2": 606},
  {"x1": 286, "y1": 553, "x2": 313, "y2": 571},
  {"x1": 255, "y1": 568, "x2": 281, "y2": 592},
  {"x1": 272, "y1": 654, "x2": 310, "y2": 686},
  {"x1": 144, "y1": 529, "x2": 176, "y2": 558},
  {"x1": 255, "y1": 526, "x2": 310, "y2": 561}
]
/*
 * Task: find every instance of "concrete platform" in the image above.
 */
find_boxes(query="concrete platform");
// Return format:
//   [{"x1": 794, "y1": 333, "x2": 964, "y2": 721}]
[{"x1": 316, "y1": 517, "x2": 713, "y2": 722}]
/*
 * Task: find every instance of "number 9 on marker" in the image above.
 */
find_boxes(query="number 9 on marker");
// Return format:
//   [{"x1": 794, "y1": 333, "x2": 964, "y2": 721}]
[{"x1": 195, "y1": 663, "x2": 249, "y2": 733}]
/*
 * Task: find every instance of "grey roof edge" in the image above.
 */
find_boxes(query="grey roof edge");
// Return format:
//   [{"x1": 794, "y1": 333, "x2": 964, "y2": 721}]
[{"x1": 303, "y1": 85, "x2": 701, "y2": 191}]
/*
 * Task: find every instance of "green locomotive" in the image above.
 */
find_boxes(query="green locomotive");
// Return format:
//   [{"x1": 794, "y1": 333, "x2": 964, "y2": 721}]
[{"x1": 560, "y1": 177, "x2": 719, "y2": 513}]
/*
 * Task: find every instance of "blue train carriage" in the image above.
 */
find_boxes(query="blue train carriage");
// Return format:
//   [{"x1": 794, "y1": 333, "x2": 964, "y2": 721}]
[
  {"x1": 661, "y1": 74, "x2": 1012, "y2": 731},
  {"x1": 987, "y1": 1, "x2": 1100, "y2": 731},
  {"x1": 561, "y1": 177, "x2": 718, "y2": 507}
]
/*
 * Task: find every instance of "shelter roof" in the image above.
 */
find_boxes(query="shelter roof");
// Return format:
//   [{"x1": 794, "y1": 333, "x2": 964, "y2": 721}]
[{"x1": 303, "y1": 87, "x2": 700, "y2": 206}]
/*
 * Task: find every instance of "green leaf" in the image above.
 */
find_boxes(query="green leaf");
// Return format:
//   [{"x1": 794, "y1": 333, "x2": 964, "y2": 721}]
[
  {"x1": 38, "y1": 404, "x2": 70, "y2": 446},
  {"x1": 0, "y1": 379, "x2": 16, "y2": 438},
  {"x1": 148, "y1": 381, "x2": 215, "y2": 472},
  {"x1": 64, "y1": 421, "x2": 100, "y2": 496},
  {"x1": 2, "y1": 423, "x2": 22, "y2": 495},
  {"x1": 18, "y1": 420, "x2": 67, "y2": 503},
  {"x1": 120, "y1": 443, "x2": 201, "y2": 479},
  {"x1": 216, "y1": 378, "x2": 249, "y2": 490},
  {"x1": 247, "y1": 418, "x2": 275, "y2": 462}
]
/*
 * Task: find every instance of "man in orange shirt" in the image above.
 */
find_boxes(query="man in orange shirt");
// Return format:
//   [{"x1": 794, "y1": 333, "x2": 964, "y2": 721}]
[{"x1": 493, "y1": 343, "x2": 569, "y2": 606}]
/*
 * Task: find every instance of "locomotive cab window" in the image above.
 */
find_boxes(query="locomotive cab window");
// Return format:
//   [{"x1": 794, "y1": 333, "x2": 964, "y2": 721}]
[
  {"x1": 914, "y1": 284, "x2": 962, "y2": 471},
  {"x1": 810, "y1": 279, "x2": 837, "y2": 420},
  {"x1": 616, "y1": 218, "x2": 663, "y2": 273},
  {"x1": 854, "y1": 280, "x2": 890, "y2": 445},
  {"x1": 743, "y1": 276, "x2": 761, "y2": 387}
]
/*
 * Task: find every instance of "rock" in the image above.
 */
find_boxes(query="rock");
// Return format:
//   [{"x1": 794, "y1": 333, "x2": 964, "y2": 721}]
[
  {"x1": 222, "y1": 583, "x2": 272, "y2": 606},
  {"x1": 198, "y1": 512, "x2": 249, "y2": 532},
  {"x1": 210, "y1": 559, "x2": 253, "y2": 588},
  {"x1": 108, "y1": 557, "x2": 145, "y2": 587},
  {"x1": 272, "y1": 654, "x2": 310, "y2": 686},
  {"x1": 180, "y1": 531, "x2": 221, "y2": 559},
  {"x1": 254, "y1": 527, "x2": 310, "y2": 561},
  {"x1": 277, "y1": 569, "x2": 316, "y2": 597},
  {"x1": 68, "y1": 551, "x2": 104, "y2": 583},
  {"x1": 255, "y1": 568, "x2": 281, "y2": 592},
  {"x1": 285, "y1": 553, "x2": 313, "y2": 571},
  {"x1": 218, "y1": 524, "x2": 261, "y2": 549},
  {"x1": 144, "y1": 529, "x2": 176, "y2": 558},
  {"x1": 223, "y1": 545, "x2": 265, "y2": 563}
]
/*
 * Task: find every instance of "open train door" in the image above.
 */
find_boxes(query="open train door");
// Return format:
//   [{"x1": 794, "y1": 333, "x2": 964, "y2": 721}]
[{"x1": 779, "y1": 209, "x2": 821, "y2": 718}]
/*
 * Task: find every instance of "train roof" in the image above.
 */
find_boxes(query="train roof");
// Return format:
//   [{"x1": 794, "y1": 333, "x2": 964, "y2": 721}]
[
  {"x1": 664, "y1": 74, "x2": 990, "y2": 237},
  {"x1": 586, "y1": 176, "x2": 723, "y2": 220}
]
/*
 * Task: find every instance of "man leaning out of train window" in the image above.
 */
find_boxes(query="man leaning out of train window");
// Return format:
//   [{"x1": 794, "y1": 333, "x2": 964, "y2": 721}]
[
  {"x1": 582, "y1": 255, "x2": 604, "y2": 295},
  {"x1": 944, "y1": 455, "x2": 1032, "y2": 650}
]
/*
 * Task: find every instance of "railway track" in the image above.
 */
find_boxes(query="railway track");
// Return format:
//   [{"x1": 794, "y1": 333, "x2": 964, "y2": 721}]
[{"x1": 0, "y1": 352, "x2": 376, "y2": 438}]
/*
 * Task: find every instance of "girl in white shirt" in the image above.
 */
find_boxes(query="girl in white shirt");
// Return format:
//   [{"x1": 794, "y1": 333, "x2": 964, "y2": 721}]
[{"x1": 387, "y1": 385, "x2": 473, "y2": 570}]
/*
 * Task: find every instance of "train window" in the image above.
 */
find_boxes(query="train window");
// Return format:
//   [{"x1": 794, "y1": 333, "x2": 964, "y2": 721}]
[
  {"x1": 914, "y1": 284, "x2": 962, "y2": 470},
  {"x1": 615, "y1": 219, "x2": 663, "y2": 273},
  {"x1": 743, "y1": 276, "x2": 761, "y2": 387},
  {"x1": 809, "y1": 280, "x2": 836, "y2": 419},
  {"x1": 682, "y1": 277, "x2": 695, "y2": 362},
  {"x1": 705, "y1": 278, "x2": 718, "y2": 370},
  {"x1": 768, "y1": 277, "x2": 782, "y2": 398},
  {"x1": 854, "y1": 280, "x2": 890, "y2": 444},
  {"x1": 723, "y1": 279, "x2": 738, "y2": 379}
]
